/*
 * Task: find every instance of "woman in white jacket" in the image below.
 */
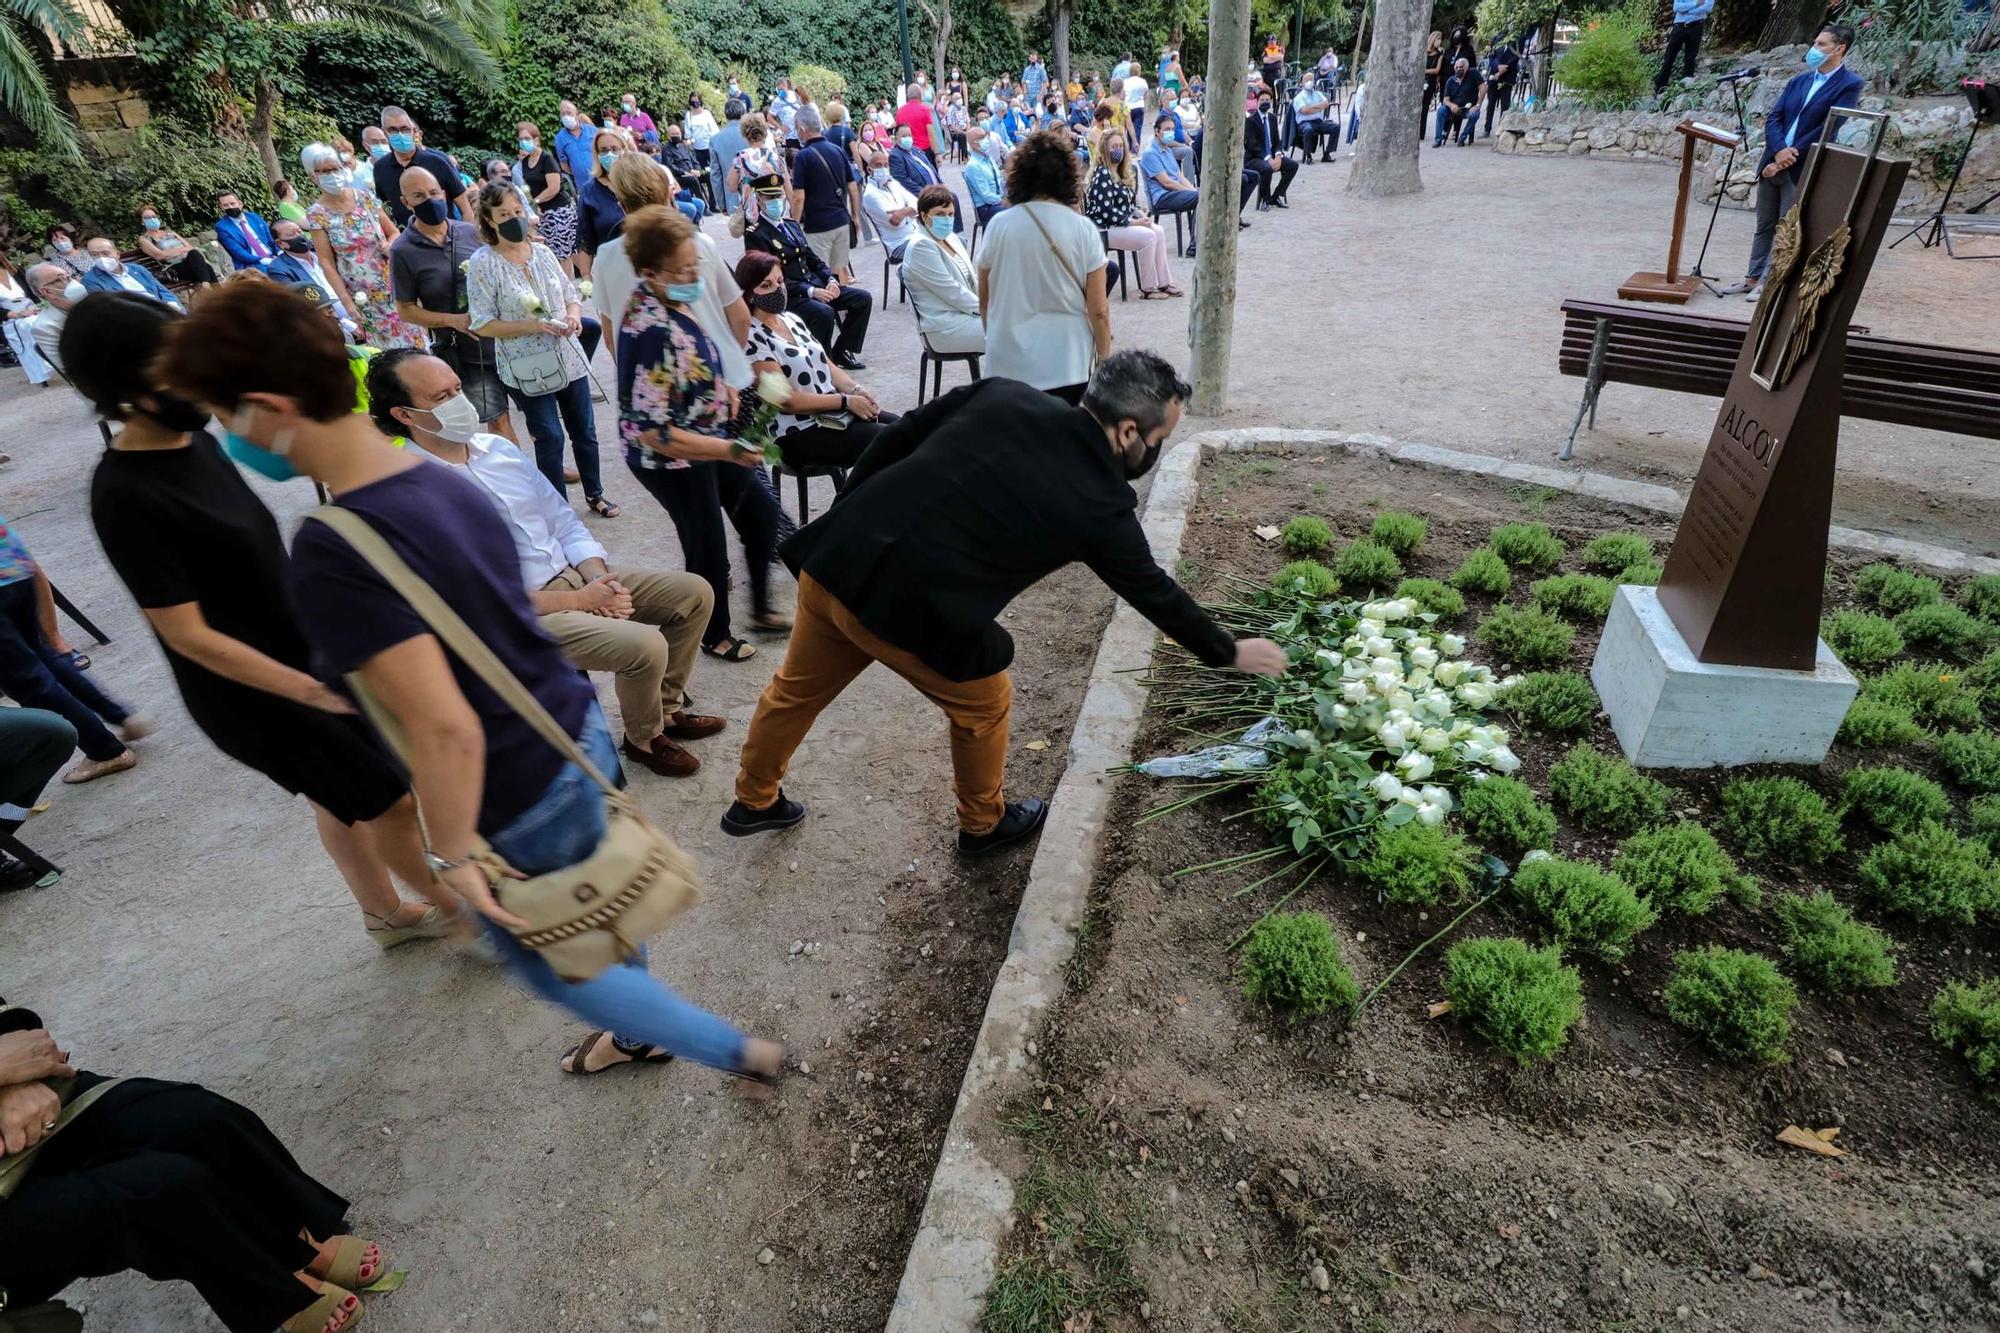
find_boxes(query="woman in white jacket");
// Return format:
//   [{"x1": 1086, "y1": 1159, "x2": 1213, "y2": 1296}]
[{"x1": 899, "y1": 184, "x2": 985, "y2": 354}]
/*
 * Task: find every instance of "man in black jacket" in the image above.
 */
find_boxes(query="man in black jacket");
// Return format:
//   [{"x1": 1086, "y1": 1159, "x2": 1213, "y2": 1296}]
[
  {"x1": 721, "y1": 351, "x2": 1288, "y2": 857},
  {"x1": 1244, "y1": 90, "x2": 1299, "y2": 210},
  {"x1": 741, "y1": 171, "x2": 873, "y2": 369}
]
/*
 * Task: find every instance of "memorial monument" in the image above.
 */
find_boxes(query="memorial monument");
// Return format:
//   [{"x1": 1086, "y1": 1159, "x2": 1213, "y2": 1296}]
[{"x1": 1593, "y1": 111, "x2": 1911, "y2": 768}]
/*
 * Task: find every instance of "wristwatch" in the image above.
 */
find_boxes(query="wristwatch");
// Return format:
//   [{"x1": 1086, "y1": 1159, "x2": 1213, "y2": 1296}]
[{"x1": 424, "y1": 851, "x2": 473, "y2": 876}]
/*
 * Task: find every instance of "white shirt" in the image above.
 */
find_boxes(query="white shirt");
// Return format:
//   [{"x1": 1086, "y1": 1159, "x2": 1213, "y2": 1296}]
[
  {"x1": 862, "y1": 177, "x2": 920, "y2": 252},
  {"x1": 414, "y1": 432, "x2": 607, "y2": 590},
  {"x1": 594, "y1": 230, "x2": 750, "y2": 388},
  {"x1": 30, "y1": 304, "x2": 66, "y2": 372},
  {"x1": 1122, "y1": 75, "x2": 1149, "y2": 111},
  {"x1": 974, "y1": 200, "x2": 1107, "y2": 390},
  {"x1": 684, "y1": 108, "x2": 718, "y2": 149}
]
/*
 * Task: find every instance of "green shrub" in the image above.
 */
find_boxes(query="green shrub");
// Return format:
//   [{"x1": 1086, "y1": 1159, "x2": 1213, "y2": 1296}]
[
  {"x1": 1271, "y1": 560, "x2": 1339, "y2": 599},
  {"x1": 1862, "y1": 663, "x2": 1984, "y2": 731},
  {"x1": 1775, "y1": 891, "x2": 1897, "y2": 991},
  {"x1": 1529, "y1": 574, "x2": 1617, "y2": 622},
  {"x1": 1894, "y1": 603, "x2": 1997, "y2": 662},
  {"x1": 1972, "y1": 796, "x2": 2000, "y2": 856},
  {"x1": 1488, "y1": 522, "x2": 1566, "y2": 571},
  {"x1": 1442, "y1": 937, "x2": 1584, "y2": 1064},
  {"x1": 1548, "y1": 744, "x2": 1669, "y2": 836},
  {"x1": 1554, "y1": 7, "x2": 1651, "y2": 102},
  {"x1": 1394, "y1": 577, "x2": 1466, "y2": 619},
  {"x1": 1459, "y1": 776, "x2": 1558, "y2": 858},
  {"x1": 1581, "y1": 532, "x2": 1654, "y2": 573},
  {"x1": 519, "y1": 0, "x2": 701, "y2": 142},
  {"x1": 1332, "y1": 540, "x2": 1404, "y2": 590},
  {"x1": 1616, "y1": 560, "x2": 1664, "y2": 586},
  {"x1": 1359, "y1": 821, "x2": 1478, "y2": 905},
  {"x1": 1854, "y1": 563, "x2": 1943, "y2": 615},
  {"x1": 1475, "y1": 605, "x2": 1576, "y2": 668},
  {"x1": 1613, "y1": 822, "x2": 1757, "y2": 916},
  {"x1": 1841, "y1": 765, "x2": 1951, "y2": 836},
  {"x1": 1938, "y1": 730, "x2": 2000, "y2": 793},
  {"x1": 1279, "y1": 515, "x2": 1334, "y2": 558},
  {"x1": 1663, "y1": 947, "x2": 1798, "y2": 1063},
  {"x1": 1510, "y1": 855, "x2": 1656, "y2": 961},
  {"x1": 1368, "y1": 510, "x2": 1428, "y2": 556},
  {"x1": 1855, "y1": 821, "x2": 1997, "y2": 924},
  {"x1": 1932, "y1": 978, "x2": 2000, "y2": 1096},
  {"x1": 1838, "y1": 695, "x2": 1926, "y2": 749},
  {"x1": 1719, "y1": 777, "x2": 1844, "y2": 865},
  {"x1": 1448, "y1": 548, "x2": 1512, "y2": 596},
  {"x1": 1821, "y1": 611, "x2": 1905, "y2": 670},
  {"x1": 1968, "y1": 650, "x2": 2000, "y2": 710},
  {"x1": 1239, "y1": 911, "x2": 1360, "y2": 1017},
  {"x1": 1961, "y1": 574, "x2": 2000, "y2": 624},
  {"x1": 1502, "y1": 670, "x2": 1598, "y2": 735},
  {"x1": 787, "y1": 62, "x2": 849, "y2": 106}
]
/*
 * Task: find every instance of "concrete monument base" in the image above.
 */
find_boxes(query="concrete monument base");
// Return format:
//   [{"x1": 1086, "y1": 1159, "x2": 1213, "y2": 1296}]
[{"x1": 1591, "y1": 585, "x2": 1858, "y2": 769}]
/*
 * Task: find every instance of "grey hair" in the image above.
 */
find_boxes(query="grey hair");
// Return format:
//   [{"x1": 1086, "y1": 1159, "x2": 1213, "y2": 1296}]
[
  {"x1": 796, "y1": 105, "x2": 823, "y2": 134},
  {"x1": 25, "y1": 261, "x2": 66, "y2": 293},
  {"x1": 378, "y1": 104, "x2": 411, "y2": 126},
  {"x1": 1082, "y1": 350, "x2": 1192, "y2": 436}
]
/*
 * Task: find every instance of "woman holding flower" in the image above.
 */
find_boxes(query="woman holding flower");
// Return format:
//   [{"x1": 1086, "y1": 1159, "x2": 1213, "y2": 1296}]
[
  {"x1": 467, "y1": 180, "x2": 619, "y2": 517},
  {"x1": 735, "y1": 251, "x2": 895, "y2": 470},
  {"x1": 301, "y1": 143, "x2": 423, "y2": 350},
  {"x1": 617, "y1": 206, "x2": 785, "y2": 662}
]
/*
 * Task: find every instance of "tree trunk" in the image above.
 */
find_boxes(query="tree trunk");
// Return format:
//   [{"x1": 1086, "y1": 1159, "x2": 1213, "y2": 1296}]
[
  {"x1": 1050, "y1": 0, "x2": 1073, "y2": 91},
  {"x1": 1756, "y1": 0, "x2": 1824, "y2": 51},
  {"x1": 1351, "y1": 0, "x2": 1371, "y2": 80},
  {"x1": 1972, "y1": 1, "x2": 1999, "y2": 53},
  {"x1": 925, "y1": 0, "x2": 952, "y2": 88},
  {"x1": 1533, "y1": 15, "x2": 1557, "y2": 103},
  {"x1": 250, "y1": 74, "x2": 281, "y2": 188},
  {"x1": 1347, "y1": 0, "x2": 1431, "y2": 197},
  {"x1": 1190, "y1": 0, "x2": 1253, "y2": 415}
]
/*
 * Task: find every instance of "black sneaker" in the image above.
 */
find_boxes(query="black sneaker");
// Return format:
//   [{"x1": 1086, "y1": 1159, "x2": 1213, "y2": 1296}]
[
  {"x1": 720, "y1": 791, "x2": 808, "y2": 837},
  {"x1": 957, "y1": 798, "x2": 1049, "y2": 858}
]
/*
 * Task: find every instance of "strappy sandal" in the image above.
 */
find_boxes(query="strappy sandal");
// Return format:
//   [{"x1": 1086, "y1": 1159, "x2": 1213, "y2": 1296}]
[
  {"x1": 319, "y1": 1237, "x2": 387, "y2": 1291},
  {"x1": 283, "y1": 1286, "x2": 361, "y2": 1333},
  {"x1": 587, "y1": 495, "x2": 621, "y2": 518},
  {"x1": 1158, "y1": 284, "x2": 1186, "y2": 297},
  {"x1": 1139, "y1": 288, "x2": 1174, "y2": 301},
  {"x1": 362, "y1": 904, "x2": 453, "y2": 951},
  {"x1": 703, "y1": 636, "x2": 758, "y2": 661},
  {"x1": 560, "y1": 1029, "x2": 675, "y2": 1075}
]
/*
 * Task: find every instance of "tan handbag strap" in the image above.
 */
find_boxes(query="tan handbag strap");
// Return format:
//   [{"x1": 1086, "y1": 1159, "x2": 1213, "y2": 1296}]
[
  {"x1": 1021, "y1": 202, "x2": 1086, "y2": 292},
  {"x1": 304, "y1": 507, "x2": 621, "y2": 801}
]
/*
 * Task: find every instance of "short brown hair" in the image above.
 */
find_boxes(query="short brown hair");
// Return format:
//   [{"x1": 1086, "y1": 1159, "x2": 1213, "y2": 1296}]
[
  {"x1": 733, "y1": 249, "x2": 781, "y2": 294},
  {"x1": 153, "y1": 281, "x2": 356, "y2": 421},
  {"x1": 916, "y1": 184, "x2": 954, "y2": 214},
  {"x1": 608, "y1": 153, "x2": 671, "y2": 212},
  {"x1": 472, "y1": 180, "x2": 520, "y2": 245},
  {"x1": 622, "y1": 205, "x2": 696, "y2": 274},
  {"x1": 516, "y1": 119, "x2": 541, "y2": 140}
]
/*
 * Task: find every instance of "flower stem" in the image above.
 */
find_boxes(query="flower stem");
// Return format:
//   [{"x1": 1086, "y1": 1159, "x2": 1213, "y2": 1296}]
[
  {"x1": 1170, "y1": 843, "x2": 1288, "y2": 878},
  {"x1": 1223, "y1": 855, "x2": 1329, "y2": 949},
  {"x1": 1351, "y1": 885, "x2": 1502, "y2": 1017}
]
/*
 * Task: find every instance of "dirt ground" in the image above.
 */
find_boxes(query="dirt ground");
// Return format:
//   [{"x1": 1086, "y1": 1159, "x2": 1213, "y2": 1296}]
[
  {"x1": 996, "y1": 451, "x2": 2000, "y2": 1333},
  {"x1": 0, "y1": 140, "x2": 1993, "y2": 1331}
]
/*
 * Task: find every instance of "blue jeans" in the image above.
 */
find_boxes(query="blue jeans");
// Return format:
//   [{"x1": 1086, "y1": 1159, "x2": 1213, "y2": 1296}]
[
  {"x1": 507, "y1": 371, "x2": 604, "y2": 504},
  {"x1": 0, "y1": 578, "x2": 128, "y2": 760},
  {"x1": 480, "y1": 705, "x2": 747, "y2": 1073}
]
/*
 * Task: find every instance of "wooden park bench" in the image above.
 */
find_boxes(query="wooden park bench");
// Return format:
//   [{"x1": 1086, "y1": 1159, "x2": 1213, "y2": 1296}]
[{"x1": 1556, "y1": 297, "x2": 2000, "y2": 459}]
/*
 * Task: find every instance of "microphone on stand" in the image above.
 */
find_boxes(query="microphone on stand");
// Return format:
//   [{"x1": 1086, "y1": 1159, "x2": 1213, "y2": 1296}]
[{"x1": 1716, "y1": 67, "x2": 1761, "y2": 82}]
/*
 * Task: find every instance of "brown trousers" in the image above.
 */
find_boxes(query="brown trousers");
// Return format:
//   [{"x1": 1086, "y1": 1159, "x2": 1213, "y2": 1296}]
[
  {"x1": 735, "y1": 574, "x2": 1012, "y2": 832},
  {"x1": 539, "y1": 566, "x2": 712, "y2": 747}
]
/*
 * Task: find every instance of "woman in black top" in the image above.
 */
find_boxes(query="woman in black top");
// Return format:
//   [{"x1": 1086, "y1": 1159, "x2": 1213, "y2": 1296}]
[
  {"x1": 62, "y1": 294, "x2": 453, "y2": 948},
  {"x1": 516, "y1": 119, "x2": 577, "y2": 265}
]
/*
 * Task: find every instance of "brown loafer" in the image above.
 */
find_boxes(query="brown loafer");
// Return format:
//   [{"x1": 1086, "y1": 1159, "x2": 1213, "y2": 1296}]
[
  {"x1": 663, "y1": 709, "x2": 727, "y2": 740},
  {"x1": 621, "y1": 735, "x2": 700, "y2": 777}
]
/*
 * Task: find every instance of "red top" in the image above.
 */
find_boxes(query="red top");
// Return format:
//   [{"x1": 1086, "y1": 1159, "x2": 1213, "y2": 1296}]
[{"x1": 893, "y1": 100, "x2": 934, "y2": 151}]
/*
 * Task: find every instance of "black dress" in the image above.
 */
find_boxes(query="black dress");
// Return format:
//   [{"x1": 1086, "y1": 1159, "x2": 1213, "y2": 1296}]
[{"x1": 89, "y1": 433, "x2": 409, "y2": 824}]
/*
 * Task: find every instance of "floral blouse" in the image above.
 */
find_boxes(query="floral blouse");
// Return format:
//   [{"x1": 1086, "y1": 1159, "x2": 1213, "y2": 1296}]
[
  {"x1": 1084, "y1": 164, "x2": 1138, "y2": 230},
  {"x1": 465, "y1": 242, "x2": 588, "y2": 391},
  {"x1": 617, "y1": 282, "x2": 731, "y2": 472}
]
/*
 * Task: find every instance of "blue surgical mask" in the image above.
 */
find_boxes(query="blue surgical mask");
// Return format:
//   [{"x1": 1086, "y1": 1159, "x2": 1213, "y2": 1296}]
[
  {"x1": 142, "y1": 216, "x2": 161, "y2": 230},
  {"x1": 870, "y1": 168, "x2": 891, "y2": 186},
  {"x1": 519, "y1": 138, "x2": 536, "y2": 153},
  {"x1": 367, "y1": 143, "x2": 389, "y2": 160},
  {"x1": 387, "y1": 131, "x2": 416, "y2": 153},
  {"x1": 928, "y1": 215, "x2": 953, "y2": 239},
  {"x1": 599, "y1": 151, "x2": 619, "y2": 171},
  {"x1": 664, "y1": 280, "x2": 703, "y2": 303},
  {"x1": 763, "y1": 197, "x2": 787, "y2": 220},
  {"x1": 1804, "y1": 46, "x2": 1827, "y2": 70},
  {"x1": 221, "y1": 412, "x2": 298, "y2": 482}
]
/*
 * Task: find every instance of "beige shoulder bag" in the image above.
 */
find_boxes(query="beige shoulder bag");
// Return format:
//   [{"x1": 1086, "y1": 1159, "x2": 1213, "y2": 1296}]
[{"x1": 306, "y1": 507, "x2": 699, "y2": 982}]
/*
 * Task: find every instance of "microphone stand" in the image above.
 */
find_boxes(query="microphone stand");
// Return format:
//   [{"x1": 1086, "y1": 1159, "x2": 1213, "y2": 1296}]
[{"x1": 1693, "y1": 74, "x2": 1751, "y2": 294}]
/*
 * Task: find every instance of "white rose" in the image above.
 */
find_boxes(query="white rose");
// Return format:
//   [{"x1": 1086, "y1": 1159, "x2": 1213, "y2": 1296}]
[
  {"x1": 1488, "y1": 745, "x2": 1521, "y2": 774},
  {"x1": 1357, "y1": 618, "x2": 1386, "y2": 637},
  {"x1": 1342, "y1": 634, "x2": 1368, "y2": 655},
  {"x1": 1419, "y1": 784, "x2": 1454, "y2": 813},
  {"x1": 756, "y1": 369, "x2": 793, "y2": 406},
  {"x1": 1499, "y1": 674, "x2": 1524, "y2": 691},
  {"x1": 1369, "y1": 771, "x2": 1405, "y2": 802},
  {"x1": 1435, "y1": 660, "x2": 1468, "y2": 686},
  {"x1": 1415, "y1": 799, "x2": 1447, "y2": 826},
  {"x1": 1364, "y1": 636, "x2": 1395, "y2": 658},
  {"x1": 1458, "y1": 681, "x2": 1497, "y2": 708},
  {"x1": 1360, "y1": 602, "x2": 1392, "y2": 622},
  {"x1": 1342, "y1": 658, "x2": 1369, "y2": 681},
  {"x1": 1341, "y1": 681, "x2": 1370, "y2": 705},
  {"x1": 1387, "y1": 599, "x2": 1417, "y2": 621},
  {"x1": 1396, "y1": 786, "x2": 1425, "y2": 808},
  {"x1": 1371, "y1": 671, "x2": 1400, "y2": 696},
  {"x1": 1410, "y1": 647, "x2": 1439, "y2": 670},
  {"x1": 1396, "y1": 751, "x2": 1435, "y2": 781},
  {"x1": 1377, "y1": 720, "x2": 1409, "y2": 751},
  {"x1": 1522, "y1": 849, "x2": 1552, "y2": 864},
  {"x1": 1439, "y1": 634, "x2": 1466, "y2": 657},
  {"x1": 1419, "y1": 726, "x2": 1450, "y2": 753}
]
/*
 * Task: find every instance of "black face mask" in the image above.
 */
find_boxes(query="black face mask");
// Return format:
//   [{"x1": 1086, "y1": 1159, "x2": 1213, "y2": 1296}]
[
  {"x1": 750, "y1": 287, "x2": 787, "y2": 314},
  {"x1": 140, "y1": 391, "x2": 211, "y2": 434},
  {"x1": 1121, "y1": 428, "x2": 1163, "y2": 479},
  {"x1": 222, "y1": 206, "x2": 244, "y2": 219},
  {"x1": 497, "y1": 215, "x2": 530, "y2": 243},
  {"x1": 413, "y1": 197, "x2": 450, "y2": 227},
  {"x1": 282, "y1": 236, "x2": 313, "y2": 254}
]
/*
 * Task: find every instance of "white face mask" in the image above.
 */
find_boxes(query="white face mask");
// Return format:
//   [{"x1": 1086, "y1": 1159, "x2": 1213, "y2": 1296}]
[
  {"x1": 421, "y1": 392, "x2": 482, "y2": 443},
  {"x1": 61, "y1": 280, "x2": 87, "y2": 303},
  {"x1": 94, "y1": 254, "x2": 121, "y2": 273}
]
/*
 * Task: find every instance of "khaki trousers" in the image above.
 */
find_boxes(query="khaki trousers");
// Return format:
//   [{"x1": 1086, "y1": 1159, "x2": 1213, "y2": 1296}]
[
  {"x1": 735, "y1": 574, "x2": 1011, "y2": 833},
  {"x1": 538, "y1": 566, "x2": 712, "y2": 747}
]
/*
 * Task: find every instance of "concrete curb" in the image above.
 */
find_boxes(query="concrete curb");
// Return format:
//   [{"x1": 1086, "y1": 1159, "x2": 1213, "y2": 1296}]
[{"x1": 886, "y1": 427, "x2": 1997, "y2": 1332}]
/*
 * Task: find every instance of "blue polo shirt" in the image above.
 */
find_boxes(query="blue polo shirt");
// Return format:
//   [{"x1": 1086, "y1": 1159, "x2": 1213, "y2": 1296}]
[
  {"x1": 553, "y1": 123, "x2": 597, "y2": 182},
  {"x1": 1138, "y1": 142, "x2": 1181, "y2": 207}
]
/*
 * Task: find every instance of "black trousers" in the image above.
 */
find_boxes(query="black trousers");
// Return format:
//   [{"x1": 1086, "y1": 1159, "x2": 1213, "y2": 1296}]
[
  {"x1": 0, "y1": 707, "x2": 73, "y2": 834},
  {"x1": 0, "y1": 1078, "x2": 349, "y2": 1333},
  {"x1": 1484, "y1": 83, "x2": 1514, "y2": 134},
  {"x1": 162, "y1": 250, "x2": 218, "y2": 286},
  {"x1": 795, "y1": 287, "x2": 872, "y2": 361},
  {"x1": 778, "y1": 413, "x2": 899, "y2": 470},
  {"x1": 0, "y1": 578, "x2": 128, "y2": 761},
  {"x1": 1249, "y1": 155, "x2": 1297, "y2": 204},
  {"x1": 627, "y1": 458, "x2": 781, "y2": 646},
  {"x1": 974, "y1": 201, "x2": 1001, "y2": 227},
  {"x1": 1656, "y1": 21, "x2": 1704, "y2": 91}
]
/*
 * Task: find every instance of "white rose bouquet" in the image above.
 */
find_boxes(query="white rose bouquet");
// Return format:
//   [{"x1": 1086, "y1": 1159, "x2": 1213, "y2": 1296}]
[{"x1": 730, "y1": 369, "x2": 793, "y2": 466}]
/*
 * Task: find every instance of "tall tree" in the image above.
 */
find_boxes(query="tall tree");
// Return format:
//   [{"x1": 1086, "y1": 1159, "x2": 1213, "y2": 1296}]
[
  {"x1": 1046, "y1": 0, "x2": 1073, "y2": 90},
  {"x1": 1, "y1": 0, "x2": 84, "y2": 154},
  {"x1": 913, "y1": 0, "x2": 950, "y2": 88},
  {"x1": 1189, "y1": 0, "x2": 1251, "y2": 413},
  {"x1": 1345, "y1": 0, "x2": 1429, "y2": 197}
]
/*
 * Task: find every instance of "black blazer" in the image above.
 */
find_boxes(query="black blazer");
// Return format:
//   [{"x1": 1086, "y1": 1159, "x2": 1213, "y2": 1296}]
[
  {"x1": 1244, "y1": 110, "x2": 1284, "y2": 159},
  {"x1": 781, "y1": 379, "x2": 1237, "y2": 681},
  {"x1": 743, "y1": 217, "x2": 834, "y2": 307}
]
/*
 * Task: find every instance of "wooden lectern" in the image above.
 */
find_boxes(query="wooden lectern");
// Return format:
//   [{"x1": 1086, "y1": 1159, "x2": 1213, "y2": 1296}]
[{"x1": 1620, "y1": 119, "x2": 1742, "y2": 304}]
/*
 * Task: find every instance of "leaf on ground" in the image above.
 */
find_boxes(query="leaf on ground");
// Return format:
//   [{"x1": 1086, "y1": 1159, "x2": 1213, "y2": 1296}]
[
  {"x1": 1427, "y1": 1000, "x2": 1454, "y2": 1019},
  {"x1": 1025, "y1": 739, "x2": 1050, "y2": 751},
  {"x1": 1254, "y1": 524, "x2": 1281, "y2": 541},
  {"x1": 1499, "y1": 1223, "x2": 1522, "y2": 1239},
  {"x1": 1042, "y1": 1095, "x2": 1055, "y2": 1111},
  {"x1": 1776, "y1": 1124, "x2": 1848, "y2": 1157}
]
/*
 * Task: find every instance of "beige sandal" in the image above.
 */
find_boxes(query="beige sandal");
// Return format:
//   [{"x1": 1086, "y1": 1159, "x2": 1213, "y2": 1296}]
[
  {"x1": 362, "y1": 904, "x2": 453, "y2": 951},
  {"x1": 318, "y1": 1236, "x2": 386, "y2": 1290},
  {"x1": 284, "y1": 1286, "x2": 361, "y2": 1333},
  {"x1": 61, "y1": 751, "x2": 136, "y2": 784}
]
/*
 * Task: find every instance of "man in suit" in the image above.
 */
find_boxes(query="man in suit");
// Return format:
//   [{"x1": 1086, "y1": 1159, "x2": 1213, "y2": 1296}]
[
  {"x1": 1244, "y1": 89, "x2": 1298, "y2": 210},
  {"x1": 271, "y1": 219, "x2": 359, "y2": 340},
  {"x1": 1720, "y1": 24, "x2": 1863, "y2": 299},
  {"x1": 889, "y1": 127, "x2": 965, "y2": 234},
  {"x1": 720, "y1": 350, "x2": 1287, "y2": 854},
  {"x1": 78, "y1": 237, "x2": 181, "y2": 311},
  {"x1": 741, "y1": 172, "x2": 873, "y2": 369},
  {"x1": 213, "y1": 189, "x2": 276, "y2": 271}
]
